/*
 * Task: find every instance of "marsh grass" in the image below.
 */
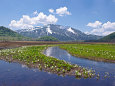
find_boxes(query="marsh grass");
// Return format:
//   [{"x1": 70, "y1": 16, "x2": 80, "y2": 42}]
[{"x1": 59, "y1": 44, "x2": 115, "y2": 62}]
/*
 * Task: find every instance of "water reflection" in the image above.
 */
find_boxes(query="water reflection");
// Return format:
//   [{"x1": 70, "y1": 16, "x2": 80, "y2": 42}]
[
  {"x1": 45, "y1": 47, "x2": 53, "y2": 56},
  {"x1": 21, "y1": 64, "x2": 28, "y2": 68}
]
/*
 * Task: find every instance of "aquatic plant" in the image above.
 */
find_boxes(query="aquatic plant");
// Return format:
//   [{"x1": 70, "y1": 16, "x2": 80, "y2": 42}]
[{"x1": 75, "y1": 70, "x2": 82, "y2": 77}]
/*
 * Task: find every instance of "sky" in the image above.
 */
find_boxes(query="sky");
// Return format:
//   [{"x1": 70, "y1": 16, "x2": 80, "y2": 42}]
[{"x1": 0, "y1": 0, "x2": 115, "y2": 36}]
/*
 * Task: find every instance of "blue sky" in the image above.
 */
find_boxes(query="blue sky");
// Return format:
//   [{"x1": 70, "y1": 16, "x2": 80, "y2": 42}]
[{"x1": 0, "y1": 0, "x2": 115, "y2": 36}]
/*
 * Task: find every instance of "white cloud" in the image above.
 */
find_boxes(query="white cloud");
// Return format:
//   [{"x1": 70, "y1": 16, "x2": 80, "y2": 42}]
[
  {"x1": 87, "y1": 21, "x2": 102, "y2": 28},
  {"x1": 56, "y1": 7, "x2": 71, "y2": 16},
  {"x1": 9, "y1": 12, "x2": 58, "y2": 30},
  {"x1": 102, "y1": 21, "x2": 115, "y2": 29},
  {"x1": 33, "y1": 10, "x2": 38, "y2": 15},
  {"x1": 86, "y1": 21, "x2": 115, "y2": 36},
  {"x1": 49, "y1": 9, "x2": 54, "y2": 13},
  {"x1": 9, "y1": 7, "x2": 71, "y2": 30},
  {"x1": 48, "y1": 7, "x2": 71, "y2": 16}
]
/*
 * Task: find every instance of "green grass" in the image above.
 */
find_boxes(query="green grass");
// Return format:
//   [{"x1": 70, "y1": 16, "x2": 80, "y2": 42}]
[
  {"x1": 59, "y1": 44, "x2": 115, "y2": 62},
  {"x1": 0, "y1": 45, "x2": 95, "y2": 78}
]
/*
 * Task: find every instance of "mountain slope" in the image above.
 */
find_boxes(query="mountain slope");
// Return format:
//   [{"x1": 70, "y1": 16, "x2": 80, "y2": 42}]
[
  {"x1": 0, "y1": 26, "x2": 22, "y2": 37},
  {"x1": 0, "y1": 26, "x2": 31, "y2": 41},
  {"x1": 16, "y1": 24, "x2": 101, "y2": 41},
  {"x1": 98, "y1": 32, "x2": 115, "y2": 42}
]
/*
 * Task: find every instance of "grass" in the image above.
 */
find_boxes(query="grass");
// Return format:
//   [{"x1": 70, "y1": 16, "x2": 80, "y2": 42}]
[
  {"x1": 0, "y1": 45, "x2": 95, "y2": 78},
  {"x1": 59, "y1": 44, "x2": 115, "y2": 62}
]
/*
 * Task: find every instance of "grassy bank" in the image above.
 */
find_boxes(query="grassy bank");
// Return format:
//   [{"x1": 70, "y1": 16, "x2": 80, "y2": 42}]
[
  {"x1": 59, "y1": 44, "x2": 115, "y2": 62},
  {"x1": 0, "y1": 45, "x2": 95, "y2": 78}
]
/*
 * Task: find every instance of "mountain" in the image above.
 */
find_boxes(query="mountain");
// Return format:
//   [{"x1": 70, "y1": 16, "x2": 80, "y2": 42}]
[
  {"x1": 0, "y1": 26, "x2": 22, "y2": 37},
  {"x1": 0, "y1": 26, "x2": 31, "y2": 41},
  {"x1": 37, "y1": 36, "x2": 59, "y2": 41},
  {"x1": 98, "y1": 32, "x2": 115, "y2": 42},
  {"x1": 16, "y1": 24, "x2": 102, "y2": 41}
]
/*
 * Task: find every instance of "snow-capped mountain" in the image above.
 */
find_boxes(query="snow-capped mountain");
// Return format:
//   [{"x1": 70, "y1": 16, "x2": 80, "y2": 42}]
[{"x1": 16, "y1": 24, "x2": 101, "y2": 41}]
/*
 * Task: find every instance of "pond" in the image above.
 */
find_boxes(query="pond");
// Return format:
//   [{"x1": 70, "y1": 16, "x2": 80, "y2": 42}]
[{"x1": 0, "y1": 47, "x2": 115, "y2": 86}]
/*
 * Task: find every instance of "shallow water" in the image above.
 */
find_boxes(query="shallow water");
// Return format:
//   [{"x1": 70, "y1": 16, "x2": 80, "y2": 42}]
[
  {"x1": 44, "y1": 47, "x2": 115, "y2": 75},
  {"x1": 0, "y1": 47, "x2": 115, "y2": 86}
]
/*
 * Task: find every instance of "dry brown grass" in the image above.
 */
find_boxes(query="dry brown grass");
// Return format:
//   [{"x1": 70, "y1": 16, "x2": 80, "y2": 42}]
[{"x1": 0, "y1": 41, "x2": 114, "y2": 49}]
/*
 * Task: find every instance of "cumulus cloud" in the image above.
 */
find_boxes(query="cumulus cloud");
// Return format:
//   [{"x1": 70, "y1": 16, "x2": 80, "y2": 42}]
[
  {"x1": 56, "y1": 7, "x2": 71, "y2": 16},
  {"x1": 48, "y1": 7, "x2": 71, "y2": 16},
  {"x1": 9, "y1": 7, "x2": 71, "y2": 30},
  {"x1": 86, "y1": 21, "x2": 115, "y2": 36},
  {"x1": 87, "y1": 21, "x2": 102, "y2": 28},
  {"x1": 49, "y1": 9, "x2": 54, "y2": 13},
  {"x1": 9, "y1": 12, "x2": 58, "y2": 30}
]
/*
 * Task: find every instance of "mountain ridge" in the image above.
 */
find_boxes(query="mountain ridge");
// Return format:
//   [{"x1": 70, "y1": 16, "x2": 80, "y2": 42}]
[{"x1": 16, "y1": 24, "x2": 102, "y2": 41}]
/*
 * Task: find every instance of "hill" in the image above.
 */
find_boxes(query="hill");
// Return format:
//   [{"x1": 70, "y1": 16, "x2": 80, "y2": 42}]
[
  {"x1": 0, "y1": 26, "x2": 31, "y2": 41},
  {"x1": 98, "y1": 32, "x2": 115, "y2": 42},
  {"x1": 37, "y1": 36, "x2": 59, "y2": 41}
]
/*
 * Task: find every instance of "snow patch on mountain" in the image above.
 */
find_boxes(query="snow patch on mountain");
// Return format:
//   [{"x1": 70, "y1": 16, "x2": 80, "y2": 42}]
[
  {"x1": 46, "y1": 26, "x2": 52, "y2": 34},
  {"x1": 67, "y1": 27, "x2": 75, "y2": 34},
  {"x1": 35, "y1": 30, "x2": 38, "y2": 33}
]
